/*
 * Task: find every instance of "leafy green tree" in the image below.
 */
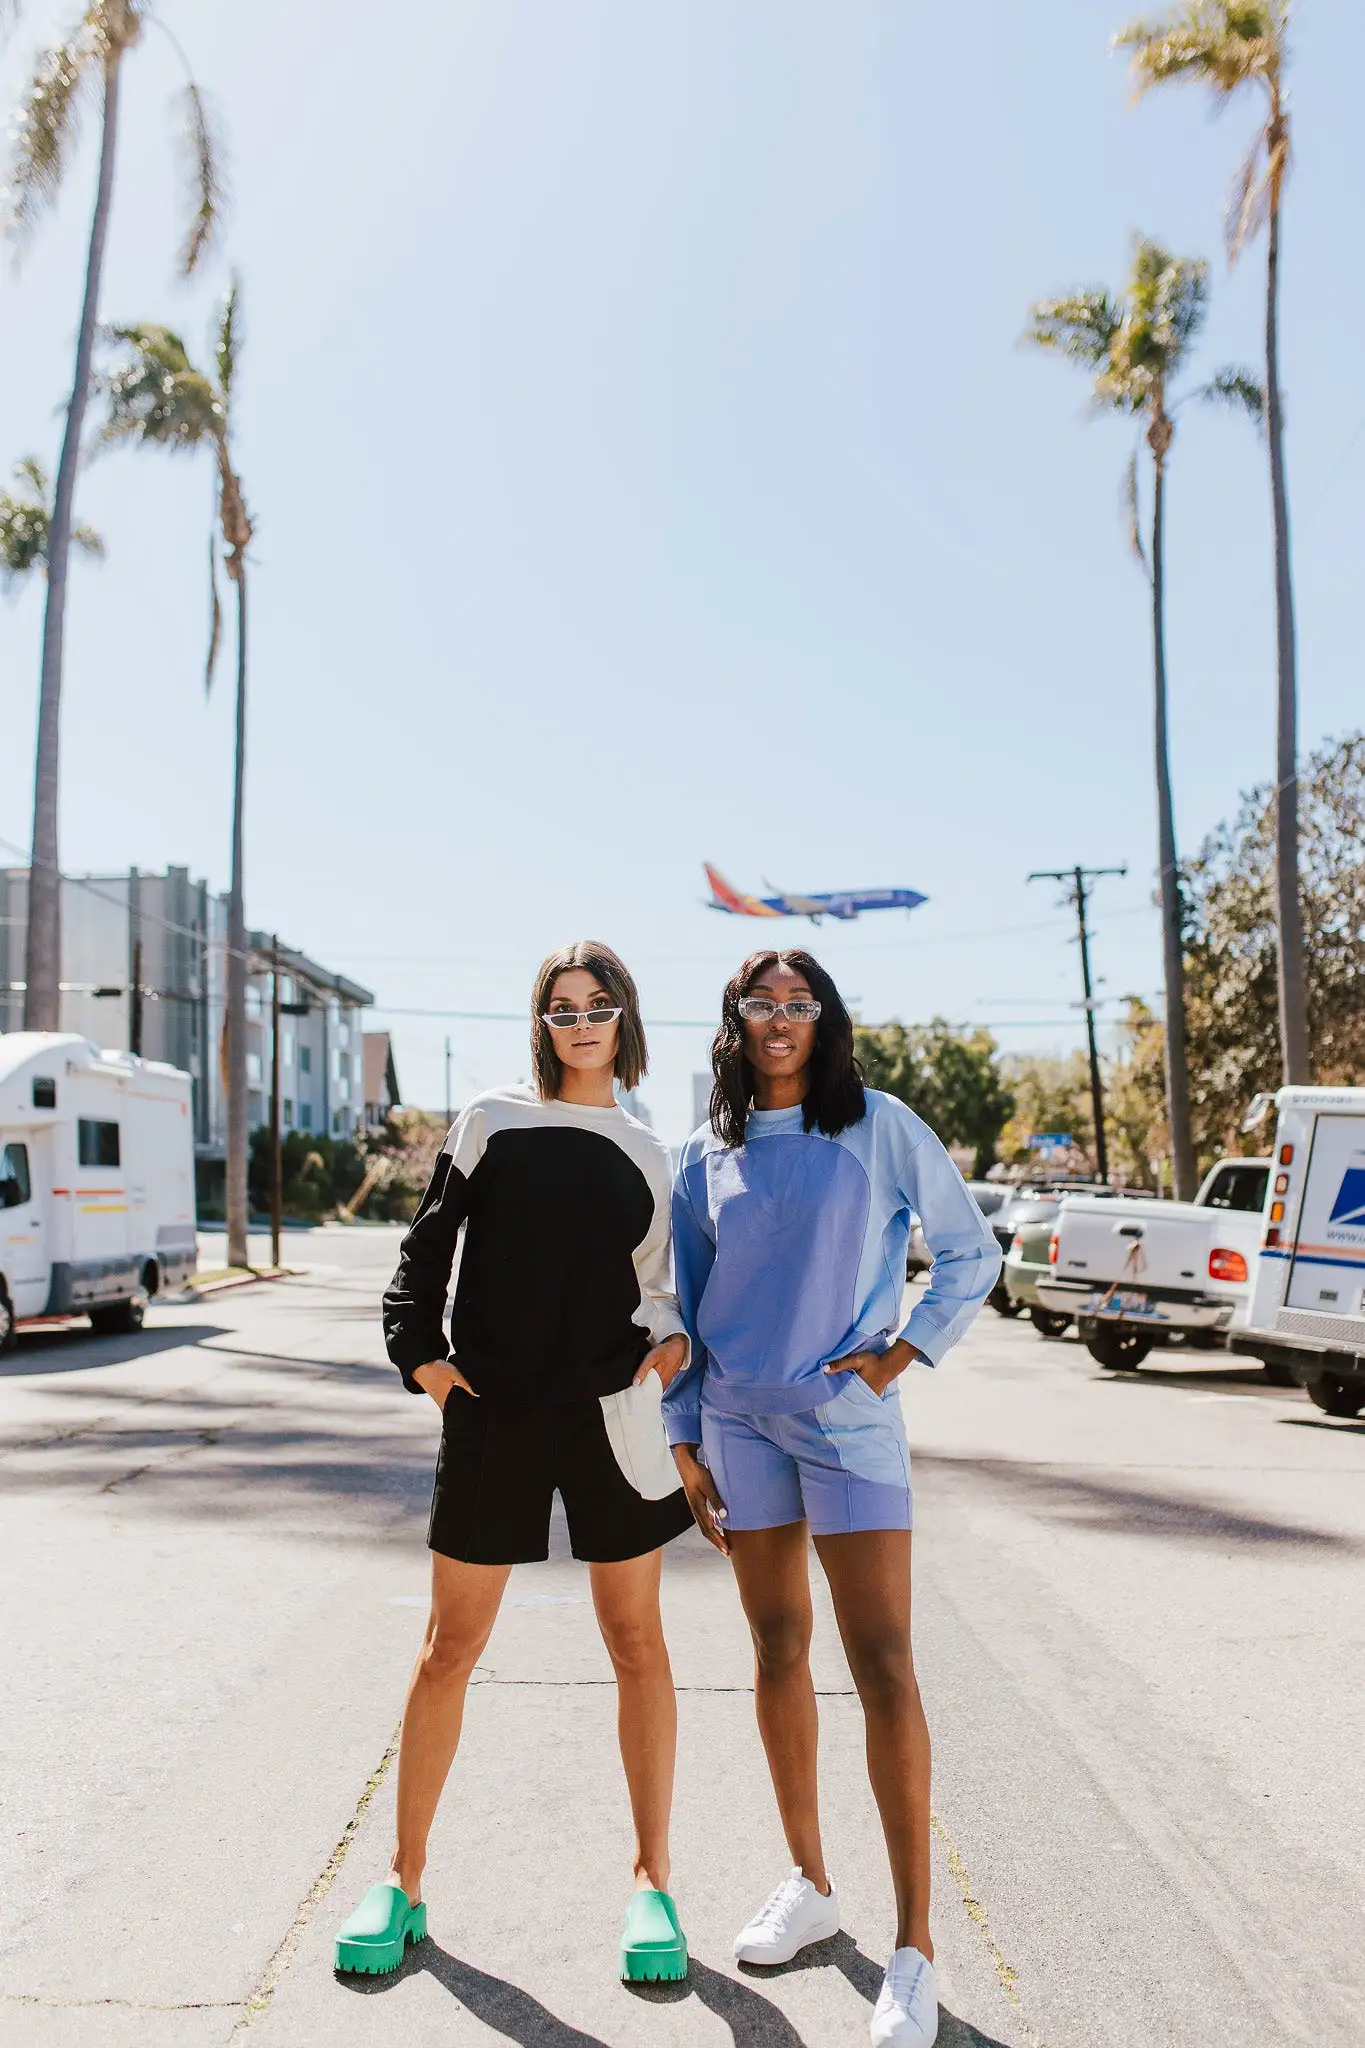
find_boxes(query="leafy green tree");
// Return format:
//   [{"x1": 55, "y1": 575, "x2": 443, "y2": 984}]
[
  {"x1": 1181, "y1": 733, "x2": 1365, "y2": 1154},
  {"x1": 3, "y1": 0, "x2": 220, "y2": 1032},
  {"x1": 1024, "y1": 236, "x2": 1260, "y2": 1199},
  {"x1": 95, "y1": 290, "x2": 254, "y2": 1266},
  {"x1": 855, "y1": 1019, "x2": 1014, "y2": 1176},
  {"x1": 1114, "y1": 2, "x2": 1306, "y2": 1088},
  {"x1": 997, "y1": 1052, "x2": 1095, "y2": 1174},
  {"x1": 0, "y1": 457, "x2": 102, "y2": 590}
]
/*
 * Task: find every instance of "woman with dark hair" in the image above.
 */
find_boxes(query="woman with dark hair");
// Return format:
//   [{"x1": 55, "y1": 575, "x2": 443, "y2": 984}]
[
  {"x1": 663, "y1": 949, "x2": 1000, "y2": 2048},
  {"x1": 333, "y1": 941, "x2": 694, "y2": 1985}
]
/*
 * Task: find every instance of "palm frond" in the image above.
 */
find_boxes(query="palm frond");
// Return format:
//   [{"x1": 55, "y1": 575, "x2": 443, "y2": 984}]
[
  {"x1": 205, "y1": 525, "x2": 223, "y2": 693},
  {"x1": 71, "y1": 519, "x2": 104, "y2": 559},
  {"x1": 2, "y1": 16, "x2": 104, "y2": 243},
  {"x1": 215, "y1": 275, "x2": 241, "y2": 405},
  {"x1": 94, "y1": 322, "x2": 223, "y2": 451},
  {"x1": 1199, "y1": 365, "x2": 1266, "y2": 431},
  {"x1": 14, "y1": 453, "x2": 47, "y2": 495},
  {"x1": 1225, "y1": 132, "x2": 1270, "y2": 264},
  {"x1": 173, "y1": 80, "x2": 224, "y2": 278},
  {"x1": 1123, "y1": 450, "x2": 1150, "y2": 576},
  {"x1": 1022, "y1": 291, "x2": 1121, "y2": 368},
  {"x1": 1114, "y1": 4, "x2": 1284, "y2": 101}
]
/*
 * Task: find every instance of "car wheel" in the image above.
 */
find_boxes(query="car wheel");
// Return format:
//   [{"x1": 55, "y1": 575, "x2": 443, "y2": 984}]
[
  {"x1": 989, "y1": 1281, "x2": 1023, "y2": 1319},
  {"x1": 1086, "y1": 1326, "x2": 1153, "y2": 1372},
  {"x1": 1303, "y1": 1372, "x2": 1365, "y2": 1419},
  {"x1": 1029, "y1": 1307, "x2": 1071, "y2": 1339},
  {"x1": 0, "y1": 1287, "x2": 14, "y2": 1357},
  {"x1": 88, "y1": 1296, "x2": 146, "y2": 1337}
]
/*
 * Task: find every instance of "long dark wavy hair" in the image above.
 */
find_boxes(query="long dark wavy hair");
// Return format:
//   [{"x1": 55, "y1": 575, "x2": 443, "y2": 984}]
[{"x1": 709, "y1": 949, "x2": 866, "y2": 1147}]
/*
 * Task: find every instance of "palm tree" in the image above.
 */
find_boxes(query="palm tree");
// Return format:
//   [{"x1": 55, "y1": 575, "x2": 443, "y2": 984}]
[
  {"x1": 3, "y1": 1, "x2": 221, "y2": 1033},
  {"x1": 1114, "y1": 4, "x2": 1306, "y2": 1084},
  {"x1": 95, "y1": 289, "x2": 253, "y2": 1267},
  {"x1": 0, "y1": 457, "x2": 103, "y2": 591},
  {"x1": 1025, "y1": 238, "x2": 1262, "y2": 1199}
]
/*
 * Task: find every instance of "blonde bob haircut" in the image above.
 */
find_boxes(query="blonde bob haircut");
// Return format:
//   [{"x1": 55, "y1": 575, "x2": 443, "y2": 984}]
[{"x1": 530, "y1": 940, "x2": 648, "y2": 1101}]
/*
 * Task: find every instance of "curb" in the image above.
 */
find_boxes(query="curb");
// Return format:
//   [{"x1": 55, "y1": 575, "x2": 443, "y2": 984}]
[{"x1": 188, "y1": 1267, "x2": 305, "y2": 1298}]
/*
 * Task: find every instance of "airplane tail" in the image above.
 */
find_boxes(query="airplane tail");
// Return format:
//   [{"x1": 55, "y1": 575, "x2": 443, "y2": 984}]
[{"x1": 704, "y1": 863, "x2": 749, "y2": 914}]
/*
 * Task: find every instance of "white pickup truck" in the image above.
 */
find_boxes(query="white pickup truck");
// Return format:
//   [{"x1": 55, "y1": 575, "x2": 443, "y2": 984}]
[{"x1": 1035, "y1": 1157, "x2": 1271, "y2": 1371}]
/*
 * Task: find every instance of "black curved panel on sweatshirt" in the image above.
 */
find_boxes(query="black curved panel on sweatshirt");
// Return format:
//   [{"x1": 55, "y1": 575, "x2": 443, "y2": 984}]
[{"x1": 386, "y1": 1125, "x2": 658, "y2": 1405}]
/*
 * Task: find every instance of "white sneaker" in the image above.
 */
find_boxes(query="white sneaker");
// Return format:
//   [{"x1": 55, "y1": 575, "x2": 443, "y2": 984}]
[
  {"x1": 870, "y1": 1946, "x2": 938, "y2": 2047},
  {"x1": 733, "y1": 1866, "x2": 840, "y2": 1965}
]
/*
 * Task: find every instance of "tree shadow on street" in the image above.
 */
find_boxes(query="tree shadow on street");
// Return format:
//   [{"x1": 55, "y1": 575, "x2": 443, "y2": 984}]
[{"x1": 916, "y1": 1451, "x2": 1360, "y2": 1552}]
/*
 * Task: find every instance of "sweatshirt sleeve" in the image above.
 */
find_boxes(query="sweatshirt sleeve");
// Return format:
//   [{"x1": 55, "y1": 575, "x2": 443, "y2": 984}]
[
  {"x1": 896, "y1": 1125, "x2": 1002, "y2": 1367},
  {"x1": 661, "y1": 1156, "x2": 716, "y2": 1447},
  {"x1": 632, "y1": 1142, "x2": 690, "y2": 1357},
  {"x1": 381, "y1": 1108, "x2": 483, "y2": 1391}
]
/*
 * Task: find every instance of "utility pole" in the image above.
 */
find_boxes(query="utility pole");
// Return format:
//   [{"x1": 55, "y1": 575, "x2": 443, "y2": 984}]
[
  {"x1": 270, "y1": 937, "x2": 283, "y2": 1271},
  {"x1": 1028, "y1": 864, "x2": 1126, "y2": 1185},
  {"x1": 444, "y1": 1036, "x2": 452, "y2": 1127},
  {"x1": 129, "y1": 937, "x2": 143, "y2": 1058}
]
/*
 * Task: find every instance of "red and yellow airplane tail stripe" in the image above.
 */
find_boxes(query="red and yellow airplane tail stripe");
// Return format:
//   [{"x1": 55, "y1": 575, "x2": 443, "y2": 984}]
[{"x1": 704, "y1": 863, "x2": 782, "y2": 917}]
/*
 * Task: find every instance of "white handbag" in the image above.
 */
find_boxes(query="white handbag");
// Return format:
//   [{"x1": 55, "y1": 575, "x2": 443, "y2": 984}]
[{"x1": 599, "y1": 1370, "x2": 683, "y2": 1500}]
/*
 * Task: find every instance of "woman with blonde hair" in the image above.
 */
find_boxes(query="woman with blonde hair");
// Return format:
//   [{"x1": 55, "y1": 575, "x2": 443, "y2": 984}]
[{"x1": 334, "y1": 941, "x2": 693, "y2": 1984}]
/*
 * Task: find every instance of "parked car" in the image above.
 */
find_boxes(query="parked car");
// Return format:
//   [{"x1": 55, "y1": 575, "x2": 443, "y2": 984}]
[
  {"x1": 1230, "y1": 1086, "x2": 1365, "y2": 1416},
  {"x1": 906, "y1": 1216, "x2": 932, "y2": 1278},
  {"x1": 1002, "y1": 1201, "x2": 1075, "y2": 1335},
  {"x1": 1036, "y1": 1157, "x2": 1271, "y2": 1371}
]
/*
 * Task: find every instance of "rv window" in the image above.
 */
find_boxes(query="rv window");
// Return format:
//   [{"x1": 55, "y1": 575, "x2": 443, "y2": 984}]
[
  {"x1": 77, "y1": 1119, "x2": 121, "y2": 1169},
  {"x1": 0, "y1": 1143, "x2": 31, "y2": 1207},
  {"x1": 32, "y1": 1076, "x2": 56, "y2": 1109}
]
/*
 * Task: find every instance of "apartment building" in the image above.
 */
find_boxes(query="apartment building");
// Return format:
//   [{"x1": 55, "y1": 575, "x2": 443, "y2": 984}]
[{"x1": 0, "y1": 868, "x2": 374, "y2": 1192}]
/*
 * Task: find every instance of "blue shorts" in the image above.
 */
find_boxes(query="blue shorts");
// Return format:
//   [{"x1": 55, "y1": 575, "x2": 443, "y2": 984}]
[{"x1": 700, "y1": 1373, "x2": 912, "y2": 1536}]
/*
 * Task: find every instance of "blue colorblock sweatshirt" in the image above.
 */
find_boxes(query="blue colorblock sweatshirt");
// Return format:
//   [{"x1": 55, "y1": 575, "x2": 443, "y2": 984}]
[{"x1": 662, "y1": 1089, "x2": 1002, "y2": 1447}]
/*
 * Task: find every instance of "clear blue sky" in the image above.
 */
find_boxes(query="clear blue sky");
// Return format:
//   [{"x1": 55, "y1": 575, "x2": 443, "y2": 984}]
[{"x1": 1, "y1": 1, "x2": 1362, "y2": 1142}]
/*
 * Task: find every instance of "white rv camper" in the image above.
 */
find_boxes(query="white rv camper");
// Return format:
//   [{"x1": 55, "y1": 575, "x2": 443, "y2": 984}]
[
  {"x1": 0, "y1": 1033, "x2": 197, "y2": 1353},
  {"x1": 1230, "y1": 1086, "x2": 1365, "y2": 1417}
]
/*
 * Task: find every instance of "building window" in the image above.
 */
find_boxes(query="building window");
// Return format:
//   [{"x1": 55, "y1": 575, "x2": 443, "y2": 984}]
[
  {"x1": 77, "y1": 1119, "x2": 120, "y2": 1168},
  {"x1": 246, "y1": 1053, "x2": 262, "y2": 1084},
  {"x1": 299, "y1": 1103, "x2": 312, "y2": 1131},
  {"x1": 246, "y1": 986, "x2": 263, "y2": 1020},
  {"x1": 299, "y1": 1045, "x2": 311, "y2": 1075},
  {"x1": 284, "y1": 1099, "x2": 294, "y2": 1129},
  {"x1": 282, "y1": 1031, "x2": 294, "y2": 1069}
]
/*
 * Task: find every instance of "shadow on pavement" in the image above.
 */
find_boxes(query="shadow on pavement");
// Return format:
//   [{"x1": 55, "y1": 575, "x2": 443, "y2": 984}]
[
  {"x1": 0, "y1": 1322, "x2": 229, "y2": 1378},
  {"x1": 339, "y1": 1942, "x2": 610, "y2": 2043},
  {"x1": 916, "y1": 1451, "x2": 1361, "y2": 1552},
  {"x1": 1279, "y1": 1415, "x2": 1365, "y2": 1438},
  {"x1": 1091, "y1": 1360, "x2": 1304, "y2": 1401}
]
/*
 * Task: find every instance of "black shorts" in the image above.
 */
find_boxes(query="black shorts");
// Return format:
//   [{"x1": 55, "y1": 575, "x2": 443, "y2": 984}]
[{"x1": 429, "y1": 1390, "x2": 696, "y2": 1565}]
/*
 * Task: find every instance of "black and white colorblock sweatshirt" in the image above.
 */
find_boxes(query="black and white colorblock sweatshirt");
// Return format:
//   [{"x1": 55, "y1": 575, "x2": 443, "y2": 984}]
[{"x1": 382, "y1": 1085, "x2": 688, "y2": 1405}]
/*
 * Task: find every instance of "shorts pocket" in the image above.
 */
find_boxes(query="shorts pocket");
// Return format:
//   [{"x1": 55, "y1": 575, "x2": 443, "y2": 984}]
[{"x1": 599, "y1": 1376, "x2": 681, "y2": 1501}]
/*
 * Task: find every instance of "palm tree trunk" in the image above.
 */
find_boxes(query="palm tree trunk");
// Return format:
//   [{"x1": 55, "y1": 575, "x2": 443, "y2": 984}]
[
  {"x1": 1265, "y1": 183, "x2": 1309, "y2": 1085},
  {"x1": 1150, "y1": 448, "x2": 1196, "y2": 1200},
  {"x1": 224, "y1": 566, "x2": 249, "y2": 1269},
  {"x1": 23, "y1": 46, "x2": 123, "y2": 1032}
]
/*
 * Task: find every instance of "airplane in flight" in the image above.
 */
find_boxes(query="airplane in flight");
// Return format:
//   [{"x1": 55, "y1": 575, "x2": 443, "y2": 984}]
[{"x1": 703, "y1": 864, "x2": 928, "y2": 925}]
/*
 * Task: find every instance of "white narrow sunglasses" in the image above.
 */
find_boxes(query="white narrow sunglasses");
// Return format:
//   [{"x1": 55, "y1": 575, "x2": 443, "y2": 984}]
[
  {"x1": 737, "y1": 997, "x2": 822, "y2": 1022},
  {"x1": 542, "y1": 1006, "x2": 623, "y2": 1030}
]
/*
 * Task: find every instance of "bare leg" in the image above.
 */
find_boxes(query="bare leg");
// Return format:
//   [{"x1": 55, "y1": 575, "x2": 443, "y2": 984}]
[
  {"x1": 728, "y1": 1523, "x2": 830, "y2": 1894},
  {"x1": 389, "y1": 1552, "x2": 512, "y2": 1903},
  {"x1": 814, "y1": 1530, "x2": 931, "y2": 1957},
  {"x1": 590, "y1": 1549, "x2": 676, "y2": 1892}
]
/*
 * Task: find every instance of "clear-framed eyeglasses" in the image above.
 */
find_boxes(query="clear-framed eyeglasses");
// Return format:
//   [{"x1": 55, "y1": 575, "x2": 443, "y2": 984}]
[
  {"x1": 542, "y1": 1006, "x2": 624, "y2": 1030},
  {"x1": 737, "y1": 997, "x2": 822, "y2": 1023}
]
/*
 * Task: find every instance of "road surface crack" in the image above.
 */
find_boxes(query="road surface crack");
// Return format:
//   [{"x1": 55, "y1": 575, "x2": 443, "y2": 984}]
[
  {"x1": 931, "y1": 1810, "x2": 1047, "y2": 2048},
  {"x1": 225, "y1": 1725, "x2": 401, "y2": 2038},
  {"x1": 2, "y1": 1993, "x2": 243, "y2": 2011}
]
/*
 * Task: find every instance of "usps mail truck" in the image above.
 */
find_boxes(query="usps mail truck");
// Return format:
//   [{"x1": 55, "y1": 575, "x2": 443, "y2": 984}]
[
  {"x1": 0, "y1": 1032, "x2": 197, "y2": 1353},
  {"x1": 1230, "y1": 1086, "x2": 1365, "y2": 1417}
]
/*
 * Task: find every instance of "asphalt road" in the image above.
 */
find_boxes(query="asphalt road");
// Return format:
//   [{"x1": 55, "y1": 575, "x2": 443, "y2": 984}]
[{"x1": 1, "y1": 1227, "x2": 1361, "y2": 2048}]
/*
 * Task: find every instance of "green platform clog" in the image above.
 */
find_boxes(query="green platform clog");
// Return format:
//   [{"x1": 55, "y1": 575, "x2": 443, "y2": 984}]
[
  {"x1": 334, "y1": 1881, "x2": 428, "y2": 1975},
  {"x1": 619, "y1": 1888, "x2": 688, "y2": 1983}
]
